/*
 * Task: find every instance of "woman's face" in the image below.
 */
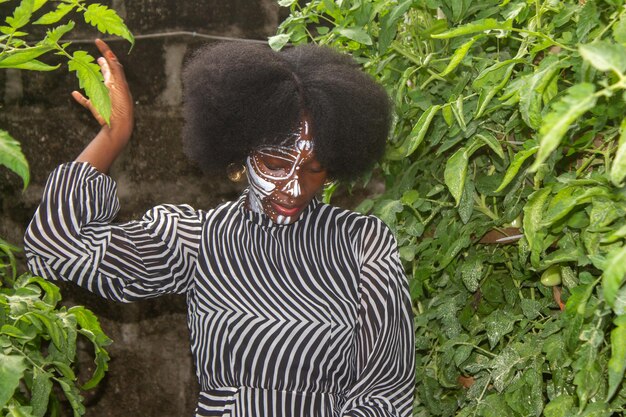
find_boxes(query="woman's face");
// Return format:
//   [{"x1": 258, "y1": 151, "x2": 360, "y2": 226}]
[{"x1": 246, "y1": 121, "x2": 328, "y2": 225}]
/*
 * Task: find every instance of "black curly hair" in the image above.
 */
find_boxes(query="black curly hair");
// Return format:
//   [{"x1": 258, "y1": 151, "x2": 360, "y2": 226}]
[{"x1": 182, "y1": 42, "x2": 391, "y2": 180}]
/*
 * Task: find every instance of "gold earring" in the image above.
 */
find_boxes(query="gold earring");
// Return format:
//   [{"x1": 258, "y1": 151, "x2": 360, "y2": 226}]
[{"x1": 227, "y1": 163, "x2": 246, "y2": 182}]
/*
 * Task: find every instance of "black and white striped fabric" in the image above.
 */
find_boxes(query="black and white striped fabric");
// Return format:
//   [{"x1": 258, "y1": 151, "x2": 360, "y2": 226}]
[{"x1": 24, "y1": 162, "x2": 415, "y2": 417}]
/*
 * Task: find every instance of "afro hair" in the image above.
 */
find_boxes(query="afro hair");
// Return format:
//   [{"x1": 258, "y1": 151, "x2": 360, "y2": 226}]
[{"x1": 182, "y1": 42, "x2": 391, "y2": 181}]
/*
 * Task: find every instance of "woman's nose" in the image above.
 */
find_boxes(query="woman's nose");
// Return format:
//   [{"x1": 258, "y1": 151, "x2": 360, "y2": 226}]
[{"x1": 281, "y1": 176, "x2": 302, "y2": 197}]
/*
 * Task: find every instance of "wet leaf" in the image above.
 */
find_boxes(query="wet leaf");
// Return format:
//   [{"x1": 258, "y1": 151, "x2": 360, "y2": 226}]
[
  {"x1": 523, "y1": 187, "x2": 552, "y2": 266},
  {"x1": 544, "y1": 395, "x2": 575, "y2": 417},
  {"x1": 485, "y1": 310, "x2": 517, "y2": 349},
  {"x1": 0, "y1": 354, "x2": 27, "y2": 409},
  {"x1": 460, "y1": 258, "x2": 483, "y2": 292}
]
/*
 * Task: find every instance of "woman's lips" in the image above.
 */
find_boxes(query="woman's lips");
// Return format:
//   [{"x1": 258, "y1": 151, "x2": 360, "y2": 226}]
[{"x1": 270, "y1": 200, "x2": 301, "y2": 217}]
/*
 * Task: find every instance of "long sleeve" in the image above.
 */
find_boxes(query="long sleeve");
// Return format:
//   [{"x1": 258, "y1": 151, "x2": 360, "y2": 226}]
[
  {"x1": 341, "y1": 217, "x2": 415, "y2": 417},
  {"x1": 24, "y1": 162, "x2": 204, "y2": 302}
]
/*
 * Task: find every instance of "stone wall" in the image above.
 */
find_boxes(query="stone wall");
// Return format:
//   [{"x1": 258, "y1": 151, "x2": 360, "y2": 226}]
[{"x1": 0, "y1": 1, "x2": 283, "y2": 415}]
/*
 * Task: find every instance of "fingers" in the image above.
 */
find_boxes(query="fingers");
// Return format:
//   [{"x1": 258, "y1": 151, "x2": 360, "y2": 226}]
[
  {"x1": 71, "y1": 90, "x2": 106, "y2": 126},
  {"x1": 95, "y1": 38, "x2": 127, "y2": 83},
  {"x1": 97, "y1": 56, "x2": 112, "y2": 85}
]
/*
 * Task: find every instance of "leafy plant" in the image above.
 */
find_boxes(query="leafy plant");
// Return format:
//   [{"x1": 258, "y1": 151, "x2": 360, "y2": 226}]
[
  {"x1": 1, "y1": 1, "x2": 130, "y2": 415},
  {"x1": 275, "y1": 0, "x2": 626, "y2": 415},
  {"x1": 1, "y1": 240, "x2": 112, "y2": 417},
  {"x1": 1, "y1": 0, "x2": 134, "y2": 188}
]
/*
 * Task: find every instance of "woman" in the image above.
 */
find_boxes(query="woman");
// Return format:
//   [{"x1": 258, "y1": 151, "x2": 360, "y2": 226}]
[{"x1": 24, "y1": 39, "x2": 415, "y2": 417}]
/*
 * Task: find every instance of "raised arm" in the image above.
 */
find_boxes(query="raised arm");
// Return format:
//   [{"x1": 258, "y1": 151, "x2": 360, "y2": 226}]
[{"x1": 73, "y1": 39, "x2": 133, "y2": 173}]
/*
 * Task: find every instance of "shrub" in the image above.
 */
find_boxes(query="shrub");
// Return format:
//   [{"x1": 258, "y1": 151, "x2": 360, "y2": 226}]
[{"x1": 275, "y1": 0, "x2": 626, "y2": 415}]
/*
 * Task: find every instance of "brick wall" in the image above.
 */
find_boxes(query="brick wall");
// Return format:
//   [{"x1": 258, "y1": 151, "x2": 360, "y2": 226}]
[{"x1": 0, "y1": 1, "x2": 282, "y2": 415}]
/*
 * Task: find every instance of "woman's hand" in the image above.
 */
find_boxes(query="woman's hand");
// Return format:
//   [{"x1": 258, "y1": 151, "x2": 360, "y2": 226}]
[
  {"x1": 75, "y1": 39, "x2": 134, "y2": 173},
  {"x1": 73, "y1": 38, "x2": 134, "y2": 144}
]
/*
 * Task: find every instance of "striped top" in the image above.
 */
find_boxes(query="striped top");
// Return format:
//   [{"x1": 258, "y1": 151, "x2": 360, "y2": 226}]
[{"x1": 24, "y1": 162, "x2": 415, "y2": 417}]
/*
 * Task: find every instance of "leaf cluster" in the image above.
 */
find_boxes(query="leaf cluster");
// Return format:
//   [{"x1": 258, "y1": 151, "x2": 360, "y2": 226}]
[
  {"x1": 0, "y1": 0, "x2": 134, "y2": 189},
  {"x1": 276, "y1": 0, "x2": 626, "y2": 415},
  {"x1": 0, "y1": 241, "x2": 111, "y2": 417}
]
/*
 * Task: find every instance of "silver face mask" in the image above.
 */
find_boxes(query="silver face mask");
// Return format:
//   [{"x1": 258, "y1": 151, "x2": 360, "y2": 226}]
[{"x1": 245, "y1": 120, "x2": 316, "y2": 225}]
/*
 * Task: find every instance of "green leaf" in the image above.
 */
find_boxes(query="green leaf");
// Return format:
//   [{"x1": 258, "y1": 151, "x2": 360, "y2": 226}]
[
  {"x1": 460, "y1": 258, "x2": 482, "y2": 292},
  {"x1": 404, "y1": 105, "x2": 440, "y2": 156},
  {"x1": 31, "y1": 368, "x2": 53, "y2": 417},
  {"x1": 68, "y1": 50, "x2": 111, "y2": 125},
  {"x1": 277, "y1": 0, "x2": 296, "y2": 6},
  {"x1": 0, "y1": 129, "x2": 30, "y2": 189},
  {"x1": 33, "y1": 0, "x2": 47, "y2": 12},
  {"x1": 80, "y1": 343, "x2": 110, "y2": 390},
  {"x1": 607, "y1": 314, "x2": 626, "y2": 401},
  {"x1": 6, "y1": 59, "x2": 59, "y2": 71},
  {"x1": 495, "y1": 146, "x2": 538, "y2": 192},
  {"x1": 378, "y1": 0, "x2": 413, "y2": 53},
  {"x1": 613, "y1": 14, "x2": 626, "y2": 43},
  {"x1": 83, "y1": 3, "x2": 134, "y2": 45},
  {"x1": 69, "y1": 306, "x2": 112, "y2": 346},
  {"x1": 542, "y1": 186, "x2": 608, "y2": 227},
  {"x1": 33, "y1": 2, "x2": 74, "y2": 25},
  {"x1": 56, "y1": 378, "x2": 85, "y2": 416},
  {"x1": 485, "y1": 309, "x2": 517, "y2": 349},
  {"x1": 574, "y1": 344, "x2": 602, "y2": 409},
  {"x1": 451, "y1": 95, "x2": 467, "y2": 131},
  {"x1": 523, "y1": 187, "x2": 552, "y2": 267},
  {"x1": 33, "y1": 311, "x2": 65, "y2": 350},
  {"x1": 519, "y1": 56, "x2": 569, "y2": 129},
  {"x1": 439, "y1": 36, "x2": 479, "y2": 76},
  {"x1": 444, "y1": 147, "x2": 469, "y2": 206},
  {"x1": 6, "y1": 0, "x2": 34, "y2": 30},
  {"x1": 431, "y1": 18, "x2": 512, "y2": 39},
  {"x1": 0, "y1": 354, "x2": 27, "y2": 409},
  {"x1": 374, "y1": 199, "x2": 403, "y2": 229},
  {"x1": 268, "y1": 33, "x2": 290, "y2": 50},
  {"x1": 530, "y1": 83, "x2": 597, "y2": 171},
  {"x1": 610, "y1": 117, "x2": 626, "y2": 187},
  {"x1": 338, "y1": 27, "x2": 372, "y2": 45},
  {"x1": 43, "y1": 21, "x2": 75, "y2": 45},
  {"x1": 27, "y1": 277, "x2": 61, "y2": 307},
  {"x1": 491, "y1": 345, "x2": 521, "y2": 392},
  {"x1": 0, "y1": 45, "x2": 52, "y2": 68},
  {"x1": 475, "y1": 132, "x2": 504, "y2": 159},
  {"x1": 544, "y1": 395, "x2": 575, "y2": 417},
  {"x1": 602, "y1": 245, "x2": 626, "y2": 309},
  {"x1": 579, "y1": 41, "x2": 626, "y2": 75}
]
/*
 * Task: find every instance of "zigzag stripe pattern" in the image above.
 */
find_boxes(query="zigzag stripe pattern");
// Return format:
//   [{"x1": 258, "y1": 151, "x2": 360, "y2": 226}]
[{"x1": 24, "y1": 162, "x2": 415, "y2": 417}]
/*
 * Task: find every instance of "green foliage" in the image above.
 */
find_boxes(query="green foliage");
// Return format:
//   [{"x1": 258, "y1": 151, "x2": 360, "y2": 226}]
[
  {"x1": 0, "y1": 130, "x2": 29, "y2": 190},
  {"x1": 0, "y1": 0, "x2": 133, "y2": 186},
  {"x1": 0, "y1": 241, "x2": 111, "y2": 416},
  {"x1": 0, "y1": 1, "x2": 125, "y2": 414},
  {"x1": 276, "y1": 0, "x2": 626, "y2": 415}
]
